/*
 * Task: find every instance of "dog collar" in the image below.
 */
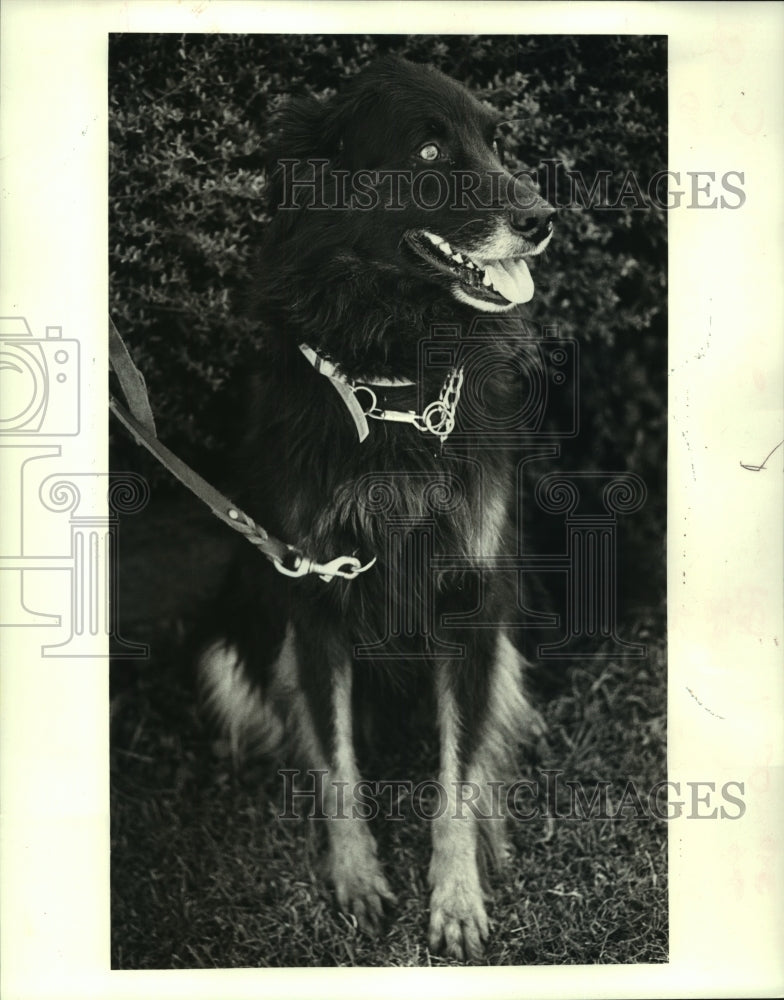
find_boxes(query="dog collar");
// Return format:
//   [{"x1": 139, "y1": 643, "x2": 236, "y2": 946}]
[
  {"x1": 299, "y1": 344, "x2": 415, "y2": 388},
  {"x1": 299, "y1": 343, "x2": 463, "y2": 444}
]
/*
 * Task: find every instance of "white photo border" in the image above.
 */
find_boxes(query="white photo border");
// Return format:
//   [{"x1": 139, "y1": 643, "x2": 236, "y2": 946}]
[{"x1": 1, "y1": 2, "x2": 782, "y2": 998}]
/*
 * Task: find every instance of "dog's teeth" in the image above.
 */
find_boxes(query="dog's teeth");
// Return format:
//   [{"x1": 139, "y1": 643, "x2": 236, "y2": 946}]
[
  {"x1": 452, "y1": 253, "x2": 464, "y2": 264},
  {"x1": 465, "y1": 260, "x2": 475, "y2": 269},
  {"x1": 424, "y1": 232, "x2": 441, "y2": 245},
  {"x1": 482, "y1": 273, "x2": 492, "y2": 286},
  {"x1": 440, "y1": 242, "x2": 452, "y2": 255}
]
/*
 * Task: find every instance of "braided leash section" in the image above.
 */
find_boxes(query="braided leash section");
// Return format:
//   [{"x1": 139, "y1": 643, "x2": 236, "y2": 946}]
[
  {"x1": 226, "y1": 506, "x2": 269, "y2": 544},
  {"x1": 225, "y1": 505, "x2": 302, "y2": 574},
  {"x1": 109, "y1": 319, "x2": 375, "y2": 585},
  {"x1": 226, "y1": 505, "x2": 375, "y2": 581}
]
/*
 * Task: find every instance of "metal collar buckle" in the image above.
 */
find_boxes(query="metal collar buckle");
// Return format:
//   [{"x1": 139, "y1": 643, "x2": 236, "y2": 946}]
[
  {"x1": 299, "y1": 343, "x2": 463, "y2": 444},
  {"x1": 355, "y1": 367, "x2": 464, "y2": 443}
]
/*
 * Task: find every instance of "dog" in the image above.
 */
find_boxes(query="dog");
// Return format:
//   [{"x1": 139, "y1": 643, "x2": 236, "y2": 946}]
[{"x1": 198, "y1": 56, "x2": 555, "y2": 961}]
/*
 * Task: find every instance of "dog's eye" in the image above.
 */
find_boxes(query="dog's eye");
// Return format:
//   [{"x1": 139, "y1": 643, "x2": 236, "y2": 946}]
[{"x1": 419, "y1": 143, "x2": 441, "y2": 161}]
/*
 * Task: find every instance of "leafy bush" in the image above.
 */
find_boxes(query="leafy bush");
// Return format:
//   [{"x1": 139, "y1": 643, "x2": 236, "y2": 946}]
[{"x1": 110, "y1": 33, "x2": 666, "y2": 594}]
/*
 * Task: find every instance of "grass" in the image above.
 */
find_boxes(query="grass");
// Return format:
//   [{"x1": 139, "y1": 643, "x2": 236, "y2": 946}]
[{"x1": 110, "y1": 490, "x2": 667, "y2": 968}]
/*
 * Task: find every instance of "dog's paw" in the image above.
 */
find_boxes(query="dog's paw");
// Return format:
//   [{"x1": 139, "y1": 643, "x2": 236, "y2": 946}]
[
  {"x1": 428, "y1": 870, "x2": 489, "y2": 962},
  {"x1": 327, "y1": 839, "x2": 396, "y2": 935}
]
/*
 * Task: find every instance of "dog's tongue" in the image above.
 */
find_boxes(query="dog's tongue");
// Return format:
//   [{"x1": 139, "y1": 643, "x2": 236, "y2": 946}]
[{"x1": 484, "y1": 258, "x2": 534, "y2": 304}]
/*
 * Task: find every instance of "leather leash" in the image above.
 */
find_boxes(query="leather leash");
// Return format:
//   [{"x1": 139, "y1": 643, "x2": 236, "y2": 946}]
[{"x1": 108, "y1": 317, "x2": 375, "y2": 583}]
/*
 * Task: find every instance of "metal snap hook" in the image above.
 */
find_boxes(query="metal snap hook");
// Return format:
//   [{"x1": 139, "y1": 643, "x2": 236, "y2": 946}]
[
  {"x1": 316, "y1": 554, "x2": 377, "y2": 582},
  {"x1": 273, "y1": 550, "x2": 377, "y2": 583}
]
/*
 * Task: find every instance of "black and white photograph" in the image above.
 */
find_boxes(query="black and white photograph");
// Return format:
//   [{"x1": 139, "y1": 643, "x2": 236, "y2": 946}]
[
  {"x1": 1, "y1": 2, "x2": 782, "y2": 998},
  {"x1": 108, "y1": 32, "x2": 667, "y2": 968}
]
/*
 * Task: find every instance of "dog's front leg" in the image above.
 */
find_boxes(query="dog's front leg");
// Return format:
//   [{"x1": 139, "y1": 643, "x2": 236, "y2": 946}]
[
  {"x1": 297, "y1": 640, "x2": 395, "y2": 934},
  {"x1": 428, "y1": 633, "x2": 529, "y2": 961},
  {"x1": 325, "y1": 656, "x2": 396, "y2": 930},
  {"x1": 427, "y1": 654, "x2": 491, "y2": 961}
]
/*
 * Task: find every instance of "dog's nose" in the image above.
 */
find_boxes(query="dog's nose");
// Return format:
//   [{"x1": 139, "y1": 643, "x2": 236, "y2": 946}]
[{"x1": 507, "y1": 202, "x2": 556, "y2": 242}]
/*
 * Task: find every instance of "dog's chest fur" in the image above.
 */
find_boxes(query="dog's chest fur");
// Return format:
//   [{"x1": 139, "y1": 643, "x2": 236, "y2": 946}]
[{"x1": 254, "y1": 360, "x2": 515, "y2": 566}]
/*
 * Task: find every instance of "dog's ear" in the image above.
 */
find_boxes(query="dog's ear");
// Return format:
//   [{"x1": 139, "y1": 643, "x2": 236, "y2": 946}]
[
  {"x1": 263, "y1": 94, "x2": 342, "y2": 211},
  {"x1": 264, "y1": 86, "x2": 384, "y2": 210},
  {"x1": 270, "y1": 86, "x2": 383, "y2": 166},
  {"x1": 270, "y1": 94, "x2": 345, "y2": 162}
]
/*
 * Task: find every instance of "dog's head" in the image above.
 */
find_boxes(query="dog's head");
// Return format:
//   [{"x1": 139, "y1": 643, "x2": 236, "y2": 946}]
[{"x1": 268, "y1": 56, "x2": 554, "y2": 315}]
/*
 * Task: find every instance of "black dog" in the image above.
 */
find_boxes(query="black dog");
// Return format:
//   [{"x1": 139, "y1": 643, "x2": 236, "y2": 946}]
[{"x1": 199, "y1": 56, "x2": 554, "y2": 961}]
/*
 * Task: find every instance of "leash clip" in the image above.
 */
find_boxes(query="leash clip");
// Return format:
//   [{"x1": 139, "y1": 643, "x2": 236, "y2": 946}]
[
  {"x1": 315, "y1": 554, "x2": 377, "y2": 583},
  {"x1": 274, "y1": 549, "x2": 377, "y2": 583}
]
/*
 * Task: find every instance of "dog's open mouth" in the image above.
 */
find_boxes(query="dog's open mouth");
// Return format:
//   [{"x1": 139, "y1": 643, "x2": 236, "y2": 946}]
[{"x1": 404, "y1": 229, "x2": 542, "y2": 309}]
